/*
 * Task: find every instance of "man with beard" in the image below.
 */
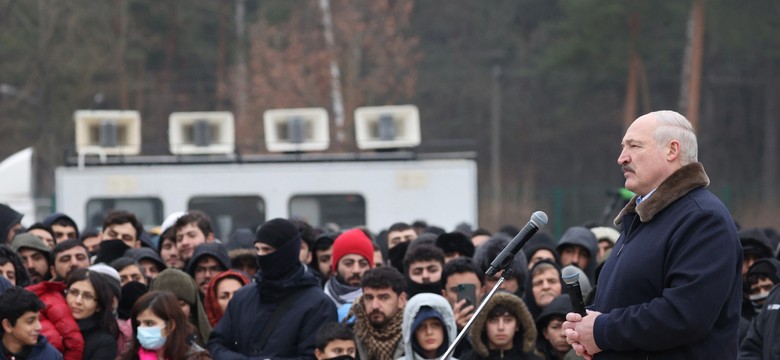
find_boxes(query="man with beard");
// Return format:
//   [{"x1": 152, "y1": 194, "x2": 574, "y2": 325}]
[
  {"x1": 12, "y1": 234, "x2": 51, "y2": 284},
  {"x1": 48, "y1": 239, "x2": 90, "y2": 281},
  {"x1": 403, "y1": 244, "x2": 445, "y2": 298},
  {"x1": 324, "y1": 229, "x2": 374, "y2": 308},
  {"x1": 347, "y1": 267, "x2": 407, "y2": 360}
]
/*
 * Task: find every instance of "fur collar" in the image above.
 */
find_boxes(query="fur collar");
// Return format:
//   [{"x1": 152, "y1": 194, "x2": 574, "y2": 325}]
[{"x1": 614, "y1": 162, "x2": 710, "y2": 226}]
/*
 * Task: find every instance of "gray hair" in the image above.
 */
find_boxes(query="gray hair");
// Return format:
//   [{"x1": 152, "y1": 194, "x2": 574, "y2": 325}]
[{"x1": 652, "y1": 110, "x2": 698, "y2": 165}]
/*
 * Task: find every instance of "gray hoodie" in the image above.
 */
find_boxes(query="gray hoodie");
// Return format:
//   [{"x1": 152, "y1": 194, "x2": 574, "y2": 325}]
[{"x1": 398, "y1": 293, "x2": 458, "y2": 360}]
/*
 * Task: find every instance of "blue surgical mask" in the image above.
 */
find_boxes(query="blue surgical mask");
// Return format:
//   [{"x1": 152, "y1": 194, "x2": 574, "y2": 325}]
[{"x1": 137, "y1": 326, "x2": 167, "y2": 350}]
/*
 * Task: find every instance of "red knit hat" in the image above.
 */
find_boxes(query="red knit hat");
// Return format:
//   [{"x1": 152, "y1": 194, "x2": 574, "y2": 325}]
[{"x1": 331, "y1": 228, "x2": 374, "y2": 272}]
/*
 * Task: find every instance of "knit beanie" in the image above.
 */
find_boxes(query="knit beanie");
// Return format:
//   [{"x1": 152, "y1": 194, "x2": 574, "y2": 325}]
[
  {"x1": 255, "y1": 218, "x2": 301, "y2": 280},
  {"x1": 0, "y1": 204, "x2": 22, "y2": 242},
  {"x1": 11, "y1": 233, "x2": 50, "y2": 256},
  {"x1": 255, "y1": 218, "x2": 300, "y2": 249},
  {"x1": 331, "y1": 228, "x2": 374, "y2": 272}
]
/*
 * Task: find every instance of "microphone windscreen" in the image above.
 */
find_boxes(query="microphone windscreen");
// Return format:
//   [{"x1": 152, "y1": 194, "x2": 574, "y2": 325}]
[
  {"x1": 531, "y1": 211, "x2": 549, "y2": 227},
  {"x1": 561, "y1": 266, "x2": 580, "y2": 285}
]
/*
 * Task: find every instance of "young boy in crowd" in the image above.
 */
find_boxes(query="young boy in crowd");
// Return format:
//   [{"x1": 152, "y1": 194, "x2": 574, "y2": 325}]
[
  {"x1": 314, "y1": 322, "x2": 356, "y2": 360},
  {"x1": 0, "y1": 287, "x2": 63, "y2": 359}
]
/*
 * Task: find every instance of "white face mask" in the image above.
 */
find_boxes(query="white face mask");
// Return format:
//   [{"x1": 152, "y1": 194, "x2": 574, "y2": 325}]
[
  {"x1": 137, "y1": 326, "x2": 167, "y2": 350},
  {"x1": 750, "y1": 292, "x2": 770, "y2": 313}
]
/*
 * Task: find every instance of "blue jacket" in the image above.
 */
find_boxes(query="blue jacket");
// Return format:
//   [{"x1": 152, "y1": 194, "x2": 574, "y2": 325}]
[
  {"x1": 0, "y1": 335, "x2": 63, "y2": 360},
  {"x1": 207, "y1": 265, "x2": 337, "y2": 359},
  {"x1": 592, "y1": 163, "x2": 742, "y2": 359}
]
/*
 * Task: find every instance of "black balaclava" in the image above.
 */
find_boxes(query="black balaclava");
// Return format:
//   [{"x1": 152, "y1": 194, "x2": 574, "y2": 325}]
[{"x1": 255, "y1": 218, "x2": 301, "y2": 280}]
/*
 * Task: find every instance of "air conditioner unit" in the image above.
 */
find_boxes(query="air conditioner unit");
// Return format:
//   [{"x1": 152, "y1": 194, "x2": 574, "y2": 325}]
[
  {"x1": 354, "y1": 105, "x2": 421, "y2": 150},
  {"x1": 263, "y1": 108, "x2": 330, "y2": 152},
  {"x1": 168, "y1": 112, "x2": 235, "y2": 155},
  {"x1": 74, "y1": 110, "x2": 141, "y2": 155}
]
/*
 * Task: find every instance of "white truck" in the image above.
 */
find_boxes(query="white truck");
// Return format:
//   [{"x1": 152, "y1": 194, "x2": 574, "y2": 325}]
[{"x1": 54, "y1": 151, "x2": 478, "y2": 240}]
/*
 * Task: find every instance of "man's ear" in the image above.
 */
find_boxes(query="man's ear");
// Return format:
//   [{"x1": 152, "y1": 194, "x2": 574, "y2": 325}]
[
  {"x1": 667, "y1": 140, "x2": 681, "y2": 162},
  {"x1": 314, "y1": 348, "x2": 324, "y2": 360},
  {"x1": 398, "y1": 292, "x2": 407, "y2": 309},
  {"x1": 207, "y1": 233, "x2": 215, "y2": 243}
]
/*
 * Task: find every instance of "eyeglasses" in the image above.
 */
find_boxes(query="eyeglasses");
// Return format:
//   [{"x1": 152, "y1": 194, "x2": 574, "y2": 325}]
[{"x1": 65, "y1": 288, "x2": 96, "y2": 302}]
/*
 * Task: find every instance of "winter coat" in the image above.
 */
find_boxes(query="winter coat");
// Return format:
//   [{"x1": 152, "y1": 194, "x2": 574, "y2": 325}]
[
  {"x1": 0, "y1": 335, "x2": 63, "y2": 360},
  {"x1": 396, "y1": 293, "x2": 458, "y2": 360},
  {"x1": 207, "y1": 265, "x2": 337, "y2": 359},
  {"x1": 739, "y1": 283, "x2": 780, "y2": 359},
  {"x1": 461, "y1": 291, "x2": 542, "y2": 360},
  {"x1": 25, "y1": 281, "x2": 84, "y2": 360},
  {"x1": 77, "y1": 316, "x2": 117, "y2": 360},
  {"x1": 592, "y1": 163, "x2": 741, "y2": 359}
]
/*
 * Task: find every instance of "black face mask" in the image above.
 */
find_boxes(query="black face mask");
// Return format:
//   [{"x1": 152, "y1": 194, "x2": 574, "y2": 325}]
[
  {"x1": 405, "y1": 275, "x2": 443, "y2": 299},
  {"x1": 324, "y1": 355, "x2": 354, "y2": 360}
]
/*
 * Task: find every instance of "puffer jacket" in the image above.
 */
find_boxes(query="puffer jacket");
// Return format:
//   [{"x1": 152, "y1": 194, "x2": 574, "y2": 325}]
[
  {"x1": 462, "y1": 291, "x2": 542, "y2": 360},
  {"x1": 25, "y1": 281, "x2": 84, "y2": 360},
  {"x1": 397, "y1": 293, "x2": 458, "y2": 360}
]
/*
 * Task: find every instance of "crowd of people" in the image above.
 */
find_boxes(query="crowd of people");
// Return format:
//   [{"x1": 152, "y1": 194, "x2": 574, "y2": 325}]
[{"x1": 0, "y1": 110, "x2": 774, "y2": 360}]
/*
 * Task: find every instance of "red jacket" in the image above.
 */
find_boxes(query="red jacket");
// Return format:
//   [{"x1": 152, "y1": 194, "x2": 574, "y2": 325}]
[{"x1": 26, "y1": 281, "x2": 85, "y2": 360}]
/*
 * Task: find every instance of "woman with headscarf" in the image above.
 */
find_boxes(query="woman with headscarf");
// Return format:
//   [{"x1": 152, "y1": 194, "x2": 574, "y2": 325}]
[
  {"x1": 203, "y1": 269, "x2": 250, "y2": 327},
  {"x1": 150, "y1": 269, "x2": 212, "y2": 347}
]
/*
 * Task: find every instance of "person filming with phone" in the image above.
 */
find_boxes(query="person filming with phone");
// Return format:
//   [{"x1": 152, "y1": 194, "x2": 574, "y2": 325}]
[{"x1": 441, "y1": 257, "x2": 485, "y2": 357}]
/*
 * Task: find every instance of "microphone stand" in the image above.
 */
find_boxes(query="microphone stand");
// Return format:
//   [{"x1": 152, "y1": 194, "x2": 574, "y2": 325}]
[{"x1": 439, "y1": 268, "x2": 513, "y2": 360}]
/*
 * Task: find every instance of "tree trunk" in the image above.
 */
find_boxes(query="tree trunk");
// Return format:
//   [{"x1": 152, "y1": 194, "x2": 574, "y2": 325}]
[
  {"x1": 622, "y1": 13, "x2": 641, "y2": 129},
  {"x1": 679, "y1": 0, "x2": 705, "y2": 128}
]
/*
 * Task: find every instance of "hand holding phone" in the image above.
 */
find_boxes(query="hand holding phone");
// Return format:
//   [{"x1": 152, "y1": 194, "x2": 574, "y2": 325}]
[{"x1": 455, "y1": 283, "x2": 477, "y2": 308}]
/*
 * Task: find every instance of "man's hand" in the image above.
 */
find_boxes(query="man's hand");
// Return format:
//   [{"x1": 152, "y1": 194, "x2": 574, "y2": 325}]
[
  {"x1": 563, "y1": 311, "x2": 602, "y2": 359},
  {"x1": 453, "y1": 299, "x2": 475, "y2": 329}
]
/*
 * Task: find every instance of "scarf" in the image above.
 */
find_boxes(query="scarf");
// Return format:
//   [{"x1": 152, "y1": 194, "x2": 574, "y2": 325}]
[
  {"x1": 349, "y1": 295, "x2": 403, "y2": 360},
  {"x1": 324, "y1": 277, "x2": 362, "y2": 306}
]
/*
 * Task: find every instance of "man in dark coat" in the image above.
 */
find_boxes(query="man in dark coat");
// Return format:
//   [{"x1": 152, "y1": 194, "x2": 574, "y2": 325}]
[
  {"x1": 563, "y1": 110, "x2": 741, "y2": 359},
  {"x1": 739, "y1": 280, "x2": 780, "y2": 359},
  {"x1": 208, "y1": 218, "x2": 337, "y2": 359}
]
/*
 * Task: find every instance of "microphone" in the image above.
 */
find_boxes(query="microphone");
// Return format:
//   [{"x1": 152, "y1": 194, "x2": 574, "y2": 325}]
[
  {"x1": 486, "y1": 211, "x2": 548, "y2": 277},
  {"x1": 561, "y1": 266, "x2": 587, "y2": 316}
]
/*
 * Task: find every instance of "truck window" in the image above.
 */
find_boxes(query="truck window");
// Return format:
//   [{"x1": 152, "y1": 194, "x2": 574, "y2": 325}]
[
  {"x1": 289, "y1": 194, "x2": 365, "y2": 229},
  {"x1": 85, "y1": 197, "x2": 163, "y2": 231},
  {"x1": 188, "y1": 196, "x2": 265, "y2": 244}
]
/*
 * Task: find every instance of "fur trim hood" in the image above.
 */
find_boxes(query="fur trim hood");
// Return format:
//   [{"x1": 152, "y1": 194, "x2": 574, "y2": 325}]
[
  {"x1": 468, "y1": 291, "x2": 537, "y2": 357},
  {"x1": 615, "y1": 162, "x2": 709, "y2": 226}
]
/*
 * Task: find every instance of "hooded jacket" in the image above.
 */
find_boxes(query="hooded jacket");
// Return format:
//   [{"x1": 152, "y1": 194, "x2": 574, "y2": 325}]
[
  {"x1": 207, "y1": 265, "x2": 337, "y2": 359},
  {"x1": 0, "y1": 335, "x2": 64, "y2": 360},
  {"x1": 0, "y1": 204, "x2": 22, "y2": 244},
  {"x1": 25, "y1": 281, "x2": 84, "y2": 360},
  {"x1": 203, "y1": 269, "x2": 250, "y2": 327},
  {"x1": 398, "y1": 293, "x2": 458, "y2": 360},
  {"x1": 462, "y1": 292, "x2": 542, "y2": 360},
  {"x1": 739, "y1": 283, "x2": 780, "y2": 359},
  {"x1": 42, "y1": 212, "x2": 79, "y2": 237},
  {"x1": 535, "y1": 294, "x2": 575, "y2": 360},
  {"x1": 592, "y1": 163, "x2": 741, "y2": 359},
  {"x1": 555, "y1": 227, "x2": 598, "y2": 284}
]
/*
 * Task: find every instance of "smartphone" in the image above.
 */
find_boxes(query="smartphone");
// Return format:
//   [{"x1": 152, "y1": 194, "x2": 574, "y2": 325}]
[{"x1": 455, "y1": 283, "x2": 477, "y2": 308}]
